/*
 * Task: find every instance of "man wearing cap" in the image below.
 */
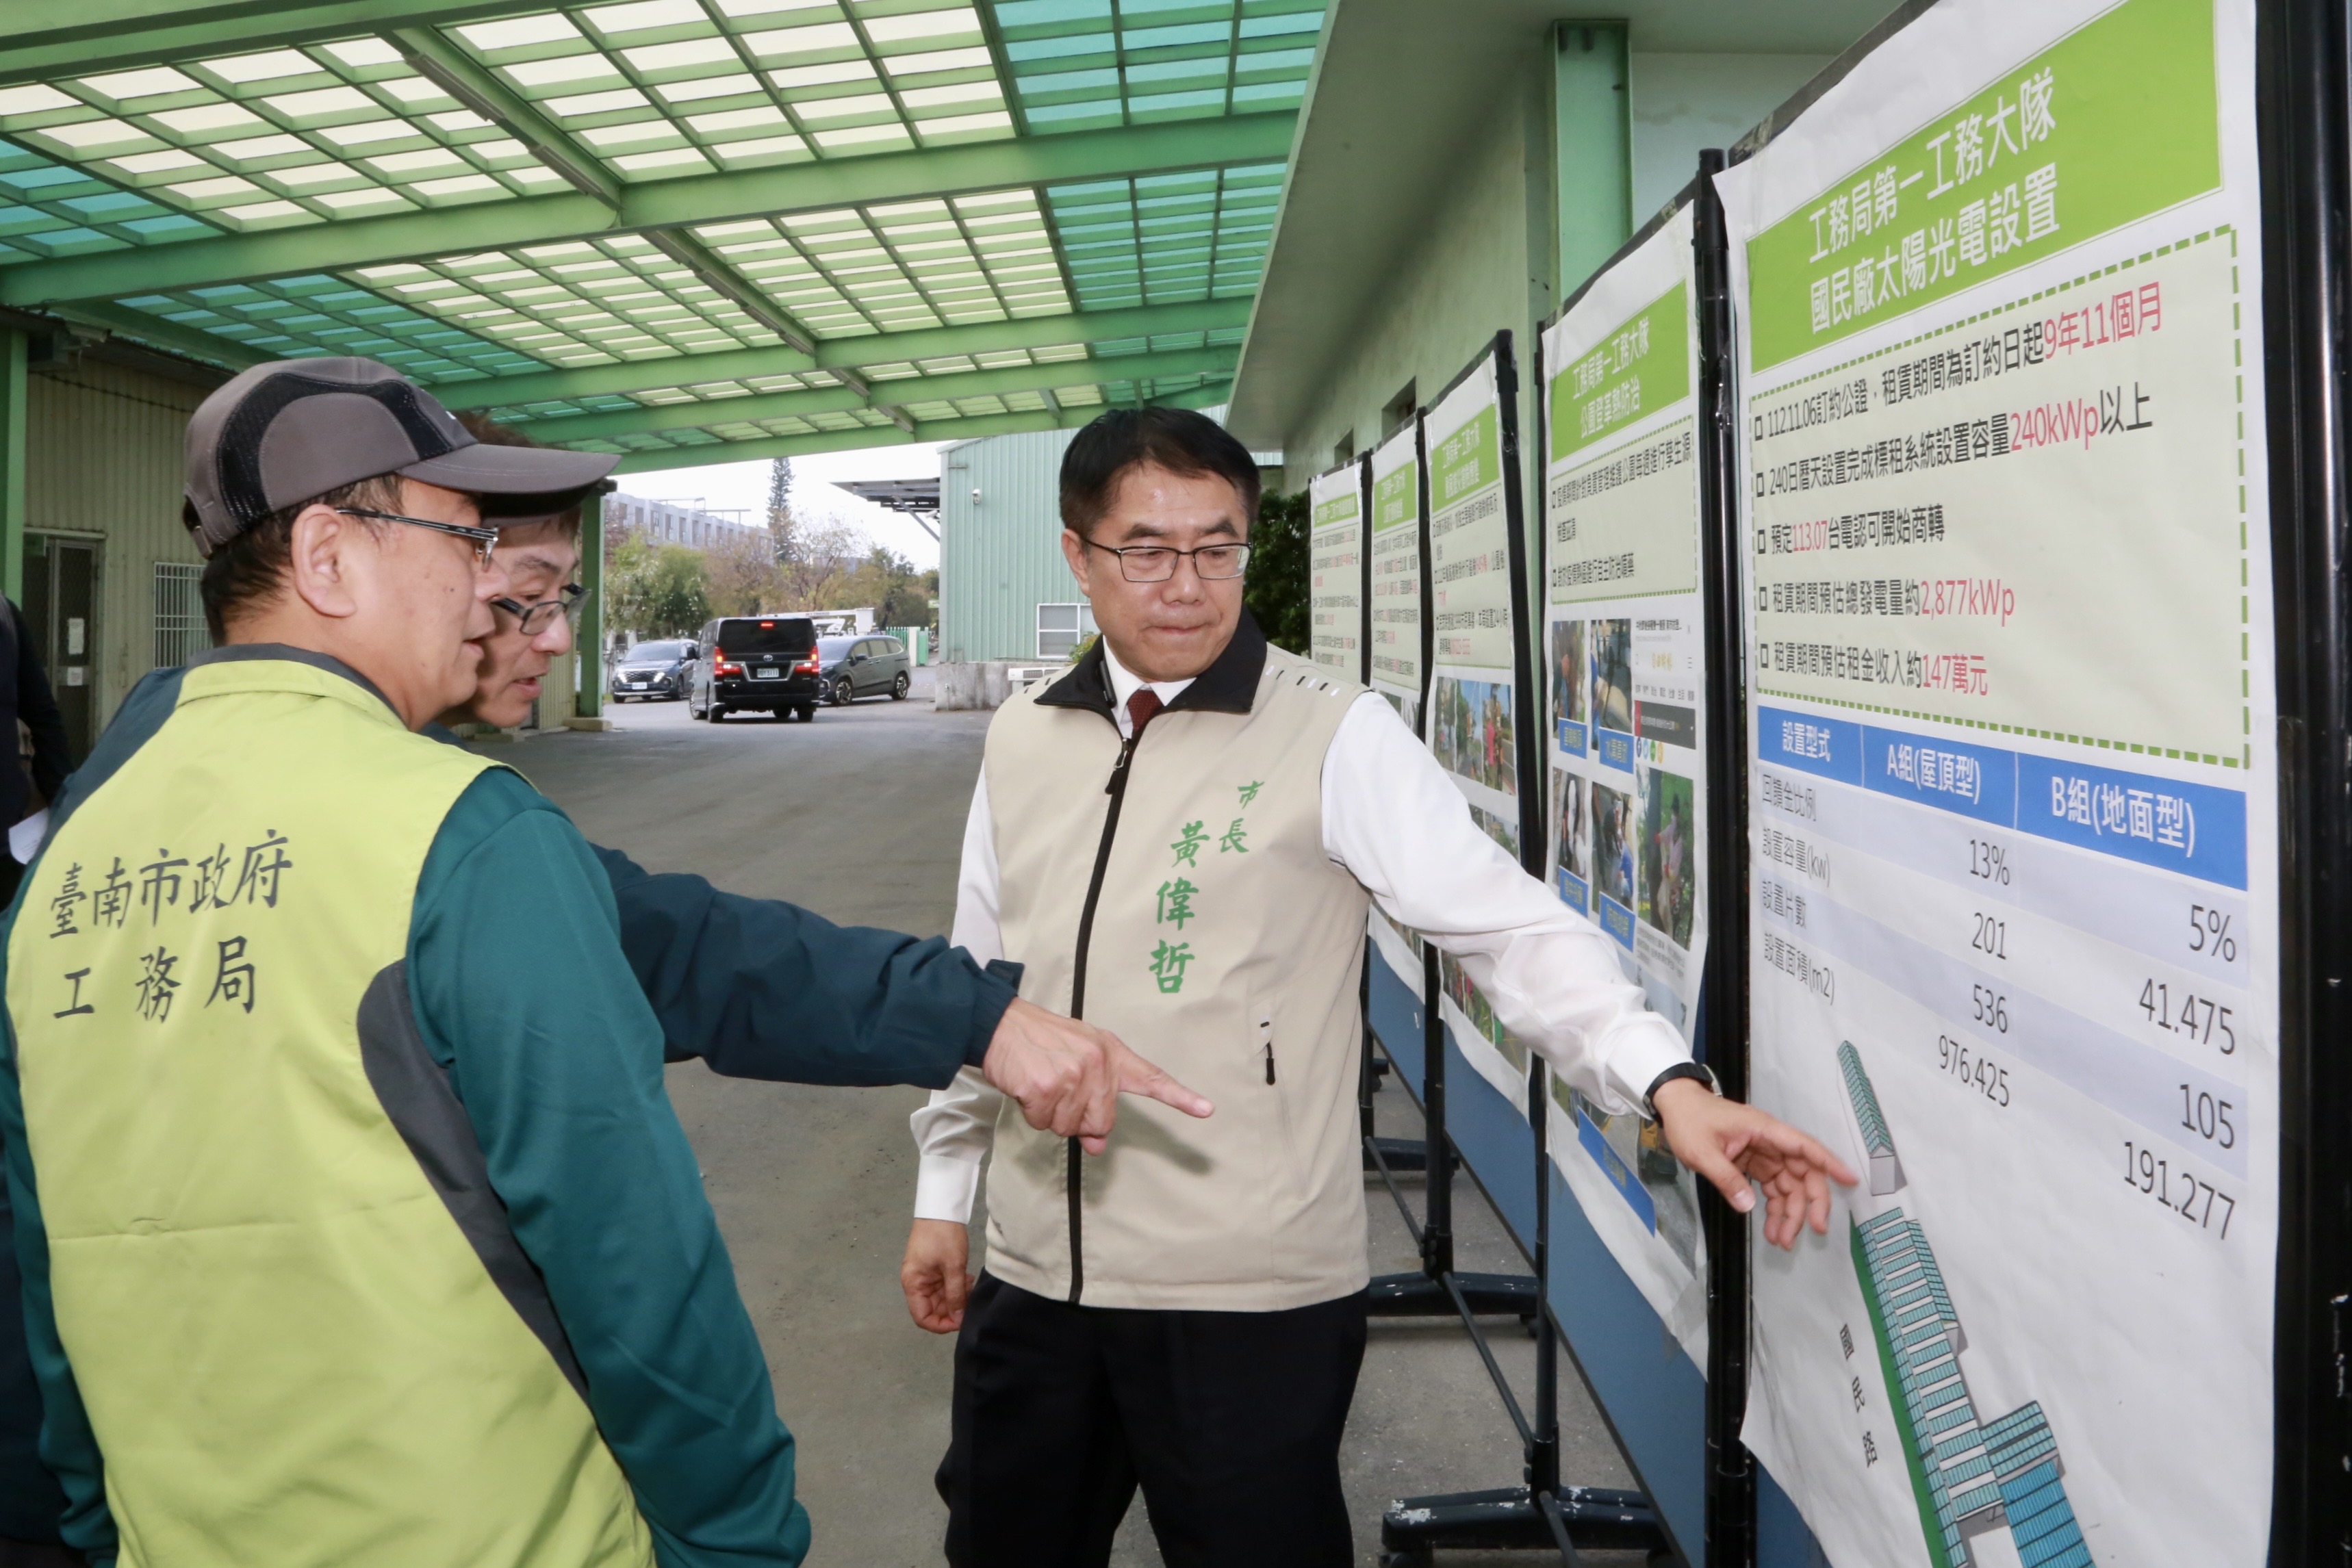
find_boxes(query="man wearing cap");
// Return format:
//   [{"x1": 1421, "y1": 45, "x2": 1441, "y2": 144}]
[{"x1": 0, "y1": 359, "x2": 1205, "y2": 1568}]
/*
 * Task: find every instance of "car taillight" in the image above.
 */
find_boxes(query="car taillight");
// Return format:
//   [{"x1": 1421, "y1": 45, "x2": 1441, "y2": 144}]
[
  {"x1": 714, "y1": 660, "x2": 743, "y2": 677},
  {"x1": 793, "y1": 660, "x2": 819, "y2": 674}
]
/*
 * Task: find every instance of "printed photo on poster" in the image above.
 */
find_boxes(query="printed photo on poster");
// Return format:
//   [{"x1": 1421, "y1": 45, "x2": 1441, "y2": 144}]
[
  {"x1": 1379, "y1": 686, "x2": 1422, "y2": 736},
  {"x1": 1550, "y1": 619, "x2": 1587, "y2": 756},
  {"x1": 1433, "y1": 675, "x2": 1518, "y2": 795},
  {"x1": 1552, "y1": 767, "x2": 1590, "y2": 910},
  {"x1": 1554, "y1": 1075, "x2": 1700, "y2": 1270},
  {"x1": 1591, "y1": 617, "x2": 1635, "y2": 775},
  {"x1": 1441, "y1": 951, "x2": 1525, "y2": 1074},
  {"x1": 1591, "y1": 619, "x2": 1632, "y2": 732},
  {"x1": 1430, "y1": 677, "x2": 1524, "y2": 799},
  {"x1": 1592, "y1": 780, "x2": 1635, "y2": 912},
  {"x1": 1468, "y1": 801, "x2": 1520, "y2": 861},
  {"x1": 1639, "y1": 767, "x2": 1696, "y2": 949}
]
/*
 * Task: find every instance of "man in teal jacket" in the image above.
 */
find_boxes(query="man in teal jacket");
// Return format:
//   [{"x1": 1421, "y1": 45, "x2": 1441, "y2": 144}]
[{"x1": 0, "y1": 359, "x2": 1205, "y2": 1567}]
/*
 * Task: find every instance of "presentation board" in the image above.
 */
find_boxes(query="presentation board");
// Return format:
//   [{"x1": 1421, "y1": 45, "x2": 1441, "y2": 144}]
[
  {"x1": 1367, "y1": 420, "x2": 1431, "y2": 997},
  {"x1": 1424, "y1": 337, "x2": 1539, "y2": 1116},
  {"x1": 1717, "y1": 1, "x2": 2277, "y2": 1565},
  {"x1": 1368, "y1": 423, "x2": 1427, "y2": 733},
  {"x1": 1308, "y1": 460, "x2": 1366, "y2": 677},
  {"x1": 1539, "y1": 201, "x2": 1712, "y2": 1363}
]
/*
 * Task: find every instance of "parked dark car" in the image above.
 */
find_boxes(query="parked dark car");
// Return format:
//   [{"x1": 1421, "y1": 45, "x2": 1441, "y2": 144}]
[
  {"x1": 817, "y1": 634, "x2": 913, "y2": 707},
  {"x1": 609, "y1": 638, "x2": 696, "y2": 702},
  {"x1": 687, "y1": 615, "x2": 821, "y2": 722}
]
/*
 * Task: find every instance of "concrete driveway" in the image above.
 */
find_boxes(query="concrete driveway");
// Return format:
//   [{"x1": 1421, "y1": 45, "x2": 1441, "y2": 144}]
[{"x1": 484, "y1": 685, "x2": 1648, "y2": 1568}]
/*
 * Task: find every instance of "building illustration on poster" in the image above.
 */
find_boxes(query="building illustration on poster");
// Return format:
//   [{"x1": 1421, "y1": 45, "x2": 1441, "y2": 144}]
[
  {"x1": 1841, "y1": 1045, "x2": 2095, "y2": 1568},
  {"x1": 1721, "y1": 0, "x2": 2279, "y2": 1563}
]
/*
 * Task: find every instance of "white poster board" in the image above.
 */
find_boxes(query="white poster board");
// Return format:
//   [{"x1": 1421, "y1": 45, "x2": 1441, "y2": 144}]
[
  {"x1": 1308, "y1": 461, "x2": 1364, "y2": 676},
  {"x1": 1368, "y1": 420, "x2": 1428, "y2": 984},
  {"x1": 1717, "y1": 1, "x2": 2275, "y2": 1563},
  {"x1": 1424, "y1": 346, "x2": 1532, "y2": 1111},
  {"x1": 1539, "y1": 203, "x2": 1710, "y2": 1361}
]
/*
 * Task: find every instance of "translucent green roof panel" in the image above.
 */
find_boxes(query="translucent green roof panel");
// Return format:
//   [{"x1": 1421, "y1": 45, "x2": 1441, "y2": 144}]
[
  {"x1": 990, "y1": 0, "x2": 1322, "y2": 132},
  {"x1": 0, "y1": 0, "x2": 1316, "y2": 456},
  {"x1": 1044, "y1": 157, "x2": 1276, "y2": 309}
]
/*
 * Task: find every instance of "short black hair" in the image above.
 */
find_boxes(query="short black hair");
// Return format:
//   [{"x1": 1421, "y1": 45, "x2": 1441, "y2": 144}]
[{"x1": 1058, "y1": 407, "x2": 1260, "y2": 539}]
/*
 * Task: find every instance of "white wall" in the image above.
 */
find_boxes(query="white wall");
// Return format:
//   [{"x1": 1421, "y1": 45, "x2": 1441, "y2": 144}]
[{"x1": 1627, "y1": 52, "x2": 1832, "y2": 220}]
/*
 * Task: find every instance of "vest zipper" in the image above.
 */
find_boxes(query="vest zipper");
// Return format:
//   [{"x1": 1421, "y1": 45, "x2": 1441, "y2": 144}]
[
  {"x1": 1062, "y1": 720, "x2": 1141, "y2": 1305},
  {"x1": 1264, "y1": 1041, "x2": 1276, "y2": 1084}
]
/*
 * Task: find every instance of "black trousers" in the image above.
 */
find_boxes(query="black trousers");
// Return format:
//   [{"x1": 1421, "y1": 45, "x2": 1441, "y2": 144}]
[{"x1": 938, "y1": 1272, "x2": 1368, "y2": 1568}]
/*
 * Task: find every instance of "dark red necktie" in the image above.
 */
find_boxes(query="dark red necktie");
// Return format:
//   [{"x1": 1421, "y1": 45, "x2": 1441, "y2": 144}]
[{"x1": 1126, "y1": 688, "x2": 1163, "y2": 737}]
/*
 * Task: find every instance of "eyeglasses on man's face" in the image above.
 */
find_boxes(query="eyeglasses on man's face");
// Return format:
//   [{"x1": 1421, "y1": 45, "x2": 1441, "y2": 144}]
[
  {"x1": 1083, "y1": 538, "x2": 1252, "y2": 582},
  {"x1": 491, "y1": 582, "x2": 586, "y2": 636},
  {"x1": 336, "y1": 507, "x2": 500, "y2": 569}
]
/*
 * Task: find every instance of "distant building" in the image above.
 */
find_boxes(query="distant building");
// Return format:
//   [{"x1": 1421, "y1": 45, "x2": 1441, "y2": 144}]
[{"x1": 607, "y1": 491, "x2": 767, "y2": 554}]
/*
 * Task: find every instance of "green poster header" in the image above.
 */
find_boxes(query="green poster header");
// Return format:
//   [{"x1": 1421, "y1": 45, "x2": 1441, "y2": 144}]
[
  {"x1": 1548, "y1": 281, "x2": 1691, "y2": 463},
  {"x1": 1746, "y1": 0, "x2": 2220, "y2": 372},
  {"x1": 1314, "y1": 489, "x2": 1359, "y2": 528},
  {"x1": 1372, "y1": 459, "x2": 1419, "y2": 531},
  {"x1": 1430, "y1": 404, "x2": 1500, "y2": 510}
]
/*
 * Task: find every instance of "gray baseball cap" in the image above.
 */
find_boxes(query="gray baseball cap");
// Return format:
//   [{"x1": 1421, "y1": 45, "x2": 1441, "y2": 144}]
[{"x1": 183, "y1": 357, "x2": 618, "y2": 558}]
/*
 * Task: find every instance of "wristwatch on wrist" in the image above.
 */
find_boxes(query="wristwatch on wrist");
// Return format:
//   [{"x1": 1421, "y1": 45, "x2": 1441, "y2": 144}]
[{"x1": 1644, "y1": 1061, "x2": 1722, "y2": 1119}]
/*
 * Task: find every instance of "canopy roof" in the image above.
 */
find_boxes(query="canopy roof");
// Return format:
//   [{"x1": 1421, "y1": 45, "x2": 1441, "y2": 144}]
[{"x1": 0, "y1": 0, "x2": 1320, "y2": 471}]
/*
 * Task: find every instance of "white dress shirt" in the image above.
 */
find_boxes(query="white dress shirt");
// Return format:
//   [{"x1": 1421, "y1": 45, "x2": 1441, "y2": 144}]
[{"x1": 910, "y1": 643, "x2": 1691, "y2": 1223}]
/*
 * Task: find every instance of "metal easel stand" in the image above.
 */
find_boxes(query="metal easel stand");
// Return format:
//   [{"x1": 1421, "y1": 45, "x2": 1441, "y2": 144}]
[
  {"x1": 1370, "y1": 1030, "x2": 1670, "y2": 1565},
  {"x1": 1362, "y1": 947, "x2": 1535, "y2": 1324}
]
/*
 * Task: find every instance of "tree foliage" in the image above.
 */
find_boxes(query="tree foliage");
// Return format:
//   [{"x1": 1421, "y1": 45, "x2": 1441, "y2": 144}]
[
  {"x1": 606, "y1": 513, "x2": 938, "y2": 636},
  {"x1": 605, "y1": 535, "x2": 711, "y2": 637},
  {"x1": 1243, "y1": 487, "x2": 1310, "y2": 654}
]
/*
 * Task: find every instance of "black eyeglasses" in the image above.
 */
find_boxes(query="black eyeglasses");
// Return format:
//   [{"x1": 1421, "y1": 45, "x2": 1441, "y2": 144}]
[
  {"x1": 491, "y1": 583, "x2": 586, "y2": 636},
  {"x1": 1083, "y1": 538, "x2": 1252, "y2": 582},
  {"x1": 337, "y1": 507, "x2": 500, "y2": 569}
]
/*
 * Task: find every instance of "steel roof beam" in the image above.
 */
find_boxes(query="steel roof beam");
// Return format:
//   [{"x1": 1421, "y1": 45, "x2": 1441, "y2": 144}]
[
  {"x1": 433, "y1": 297, "x2": 1250, "y2": 408},
  {"x1": 517, "y1": 346, "x2": 1238, "y2": 442},
  {"x1": 0, "y1": 0, "x2": 563, "y2": 87},
  {"x1": 0, "y1": 115, "x2": 1298, "y2": 308},
  {"x1": 387, "y1": 25, "x2": 622, "y2": 209},
  {"x1": 605, "y1": 382, "x2": 1229, "y2": 475},
  {"x1": 47, "y1": 301, "x2": 274, "y2": 372}
]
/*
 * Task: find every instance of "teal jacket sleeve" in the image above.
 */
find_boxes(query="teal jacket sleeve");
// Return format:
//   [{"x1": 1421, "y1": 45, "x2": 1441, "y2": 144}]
[
  {"x1": 409, "y1": 770, "x2": 808, "y2": 1568},
  {"x1": 592, "y1": 843, "x2": 1017, "y2": 1087}
]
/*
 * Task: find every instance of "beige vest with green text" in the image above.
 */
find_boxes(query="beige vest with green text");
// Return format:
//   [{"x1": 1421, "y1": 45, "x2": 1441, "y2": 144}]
[
  {"x1": 982, "y1": 642, "x2": 1372, "y2": 1311},
  {"x1": 5, "y1": 656, "x2": 652, "y2": 1568}
]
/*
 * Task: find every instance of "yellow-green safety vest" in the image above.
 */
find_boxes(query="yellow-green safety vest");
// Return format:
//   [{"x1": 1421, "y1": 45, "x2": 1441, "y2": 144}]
[{"x1": 5, "y1": 654, "x2": 652, "y2": 1568}]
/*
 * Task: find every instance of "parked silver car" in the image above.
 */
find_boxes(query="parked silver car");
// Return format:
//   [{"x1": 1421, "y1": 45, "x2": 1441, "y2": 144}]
[
  {"x1": 817, "y1": 634, "x2": 912, "y2": 706},
  {"x1": 609, "y1": 638, "x2": 696, "y2": 702}
]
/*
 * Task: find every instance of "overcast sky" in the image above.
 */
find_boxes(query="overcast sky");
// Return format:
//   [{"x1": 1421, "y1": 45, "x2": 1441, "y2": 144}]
[{"x1": 613, "y1": 441, "x2": 948, "y2": 571}]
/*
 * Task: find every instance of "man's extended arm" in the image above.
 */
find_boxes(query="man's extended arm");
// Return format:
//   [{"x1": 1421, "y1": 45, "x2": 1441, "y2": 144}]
[
  {"x1": 411, "y1": 771, "x2": 806, "y2": 1567},
  {"x1": 1327, "y1": 695, "x2": 1854, "y2": 1242},
  {"x1": 592, "y1": 841, "x2": 1015, "y2": 1088}
]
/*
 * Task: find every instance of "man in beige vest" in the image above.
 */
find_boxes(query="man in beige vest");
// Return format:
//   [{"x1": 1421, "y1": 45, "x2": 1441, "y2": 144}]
[{"x1": 901, "y1": 409, "x2": 1854, "y2": 1567}]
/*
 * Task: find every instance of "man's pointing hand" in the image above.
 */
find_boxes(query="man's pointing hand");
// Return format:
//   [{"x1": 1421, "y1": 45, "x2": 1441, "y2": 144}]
[{"x1": 981, "y1": 997, "x2": 1214, "y2": 1155}]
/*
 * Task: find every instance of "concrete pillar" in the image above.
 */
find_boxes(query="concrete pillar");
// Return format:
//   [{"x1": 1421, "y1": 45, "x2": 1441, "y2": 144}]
[
  {"x1": 1555, "y1": 22, "x2": 1633, "y2": 300},
  {"x1": 0, "y1": 330, "x2": 25, "y2": 604}
]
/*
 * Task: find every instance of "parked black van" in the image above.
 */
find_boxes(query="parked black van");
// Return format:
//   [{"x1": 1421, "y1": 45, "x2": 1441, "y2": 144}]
[{"x1": 687, "y1": 615, "x2": 821, "y2": 722}]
